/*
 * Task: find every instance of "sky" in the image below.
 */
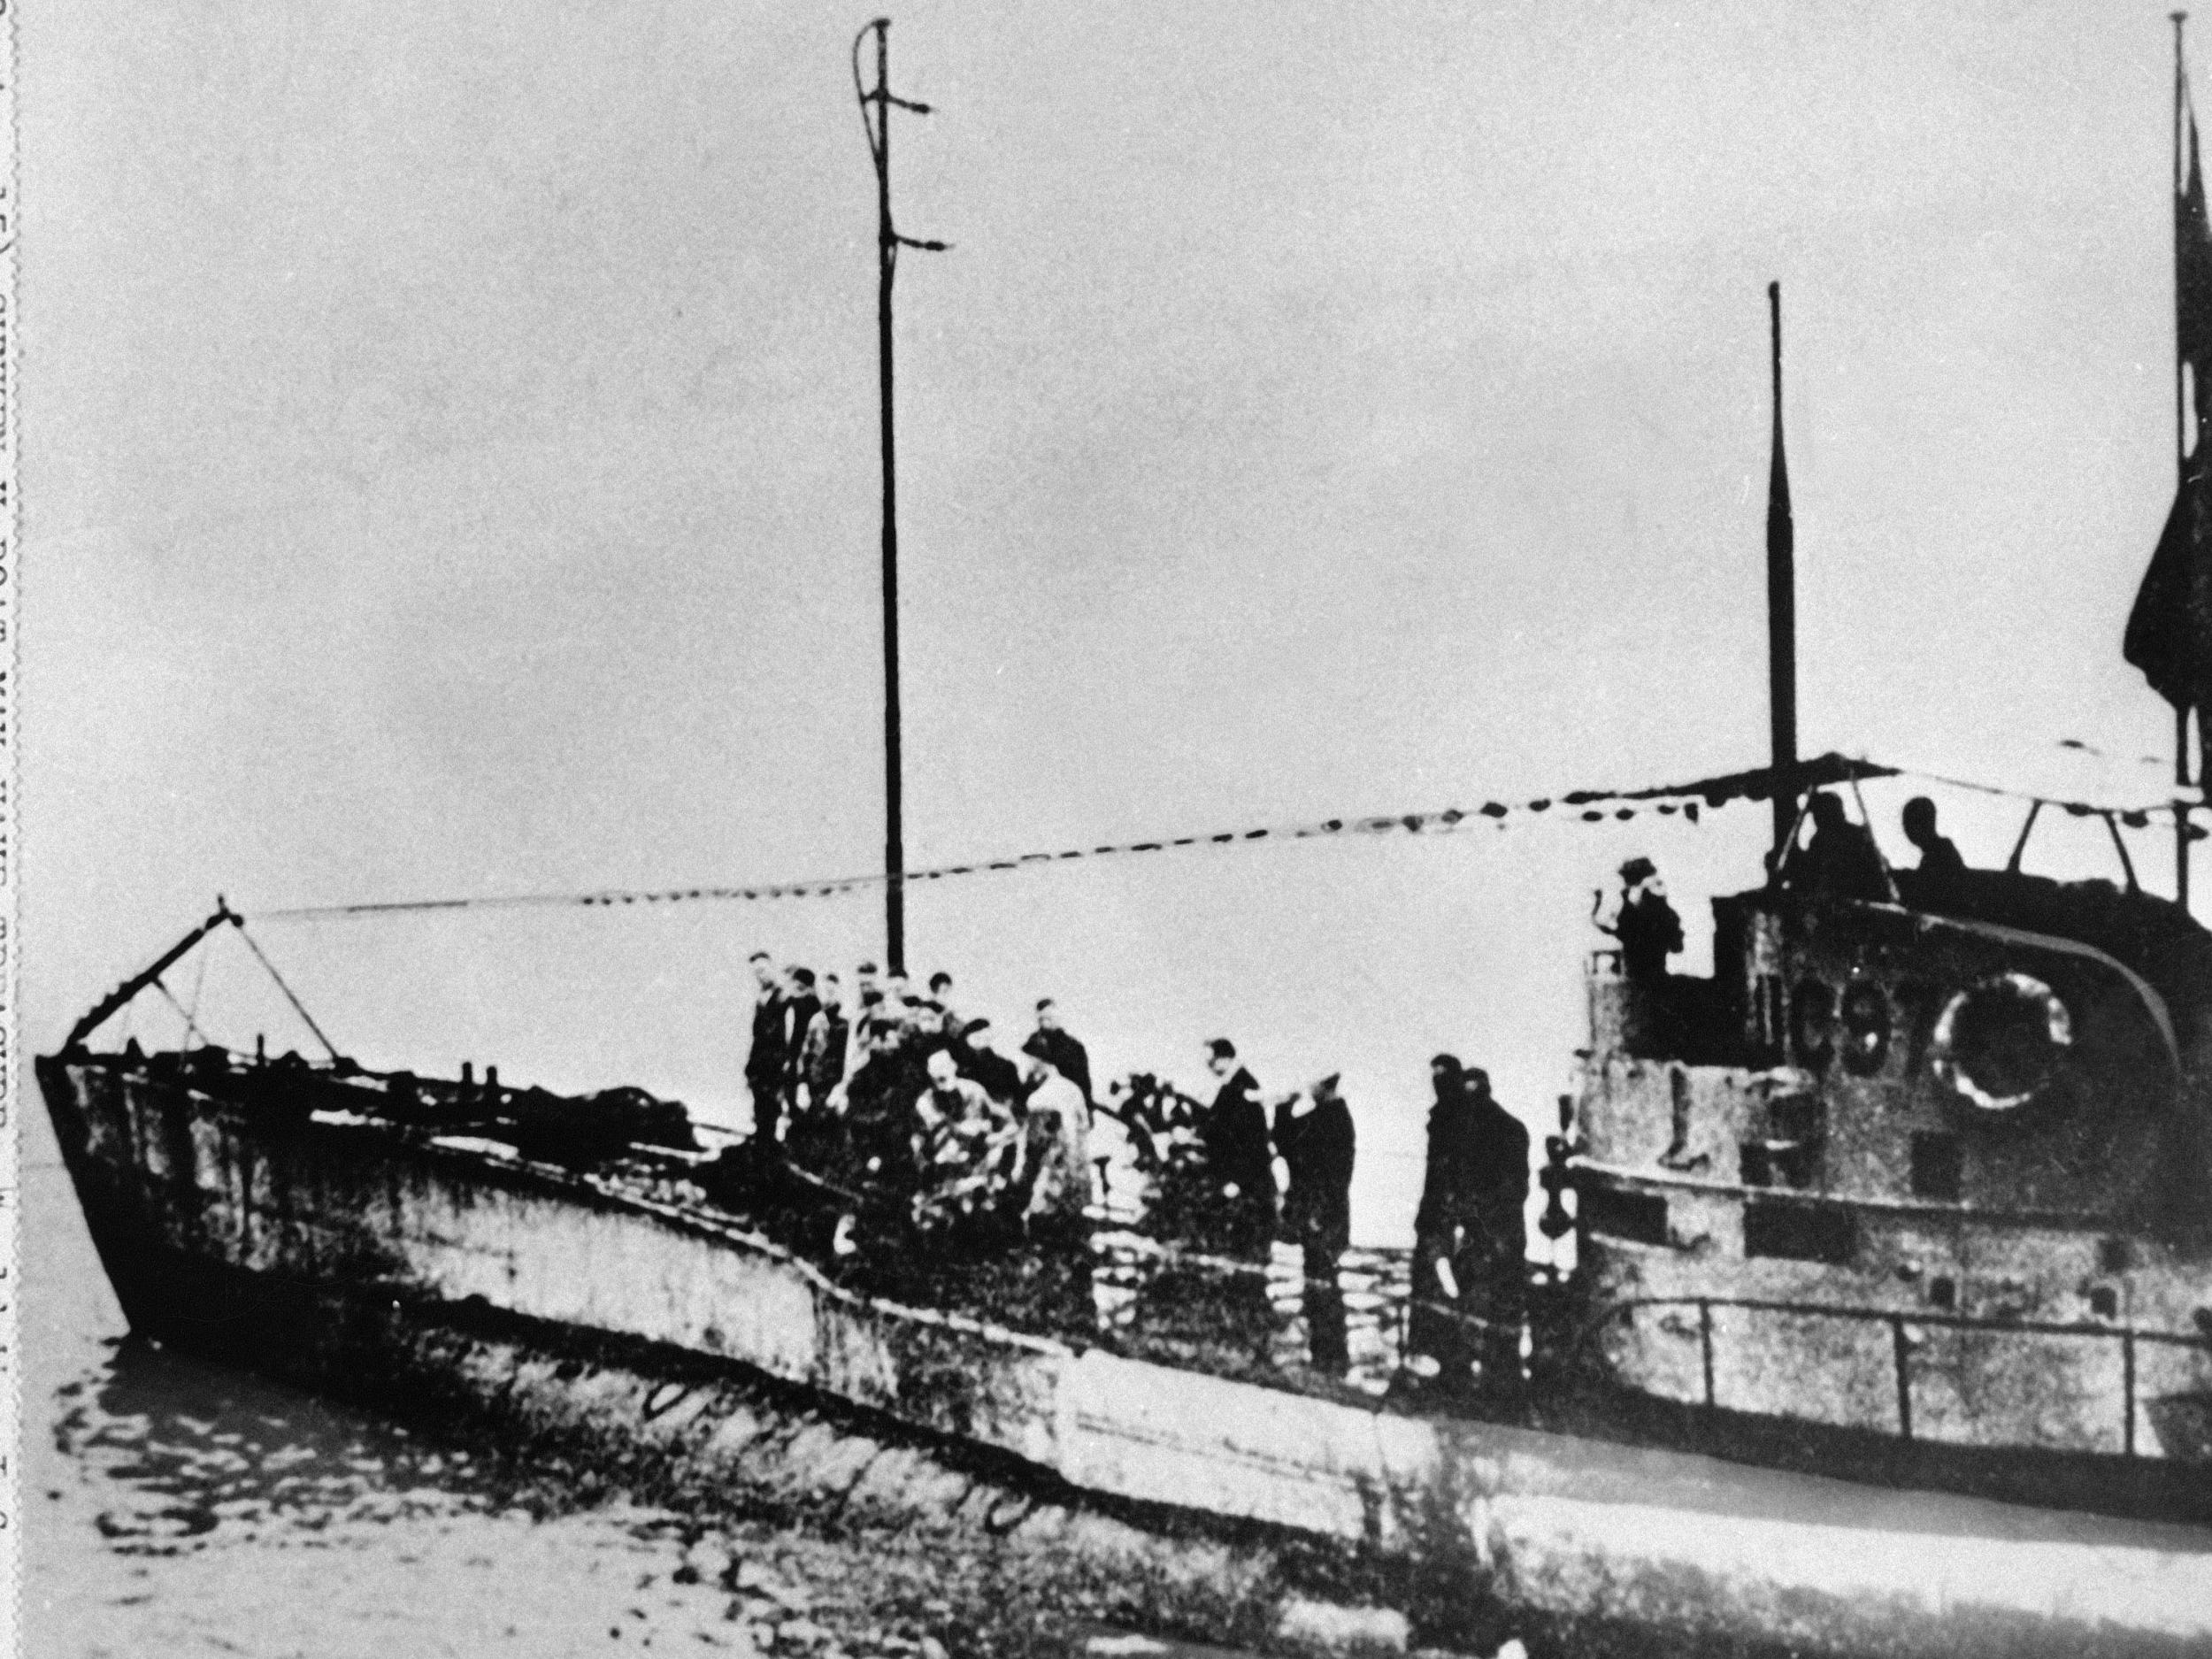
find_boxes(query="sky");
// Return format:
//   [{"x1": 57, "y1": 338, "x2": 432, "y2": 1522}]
[{"x1": 27, "y1": 0, "x2": 2209, "y2": 1241}]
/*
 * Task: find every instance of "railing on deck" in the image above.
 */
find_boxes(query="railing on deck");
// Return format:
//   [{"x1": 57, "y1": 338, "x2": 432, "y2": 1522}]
[
  {"x1": 78, "y1": 1046, "x2": 2212, "y2": 1458},
  {"x1": 1586, "y1": 1293, "x2": 2209, "y2": 1455}
]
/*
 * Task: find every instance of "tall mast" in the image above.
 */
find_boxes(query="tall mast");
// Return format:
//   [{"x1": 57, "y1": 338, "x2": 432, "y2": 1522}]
[
  {"x1": 1766, "y1": 280, "x2": 1798, "y2": 864},
  {"x1": 2177, "y1": 12, "x2": 2196, "y2": 911},
  {"x1": 855, "y1": 19, "x2": 943, "y2": 976}
]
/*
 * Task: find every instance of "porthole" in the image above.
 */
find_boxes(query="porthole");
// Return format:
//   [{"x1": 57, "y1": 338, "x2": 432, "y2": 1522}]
[{"x1": 1929, "y1": 972, "x2": 2072, "y2": 1113}]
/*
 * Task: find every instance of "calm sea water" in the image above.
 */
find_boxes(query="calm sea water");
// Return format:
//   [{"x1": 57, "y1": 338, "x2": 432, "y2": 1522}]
[{"x1": 20, "y1": 1112, "x2": 1267, "y2": 1659}]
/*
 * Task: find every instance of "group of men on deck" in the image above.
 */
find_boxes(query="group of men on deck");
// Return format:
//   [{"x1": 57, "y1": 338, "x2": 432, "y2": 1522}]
[
  {"x1": 1188, "y1": 1041, "x2": 1363, "y2": 1369},
  {"x1": 1598, "y1": 789, "x2": 1972, "y2": 989},
  {"x1": 741, "y1": 953, "x2": 1097, "y2": 1240},
  {"x1": 1147, "y1": 1038, "x2": 1532, "y2": 1389},
  {"x1": 741, "y1": 960, "x2": 1537, "y2": 1392},
  {"x1": 1789, "y1": 791, "x2": 1965, "y2": 903}
]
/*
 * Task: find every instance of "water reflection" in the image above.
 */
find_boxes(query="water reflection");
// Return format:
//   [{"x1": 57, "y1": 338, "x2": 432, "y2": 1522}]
[
  {"x1": 54, "y1": 1337, "x2": 510, "y2": 1553},
  {"x1": 27, "y1": 1125, "x2": 1432, "y2": 1657},
  {"x1": 30, "y1": 1164, "x2": 1248, "y2": 1658},
  {"x1": 38, "y1": 1329, "x2": 1159, "y2": 1659}
]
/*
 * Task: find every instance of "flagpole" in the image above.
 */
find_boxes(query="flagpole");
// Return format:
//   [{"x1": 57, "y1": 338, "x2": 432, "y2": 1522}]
[
  {"x1": 2177, "y1": 11, "x2": 2194, "y2": 912},
  {"x1": 1766, "y1": 281, "x2": 1797, "y2": 867}
]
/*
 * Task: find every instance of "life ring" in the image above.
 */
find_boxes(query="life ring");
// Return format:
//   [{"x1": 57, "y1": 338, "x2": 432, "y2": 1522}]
[{"x1": 1928, "y1": 972, "x2": 2073, "y2": 1113}]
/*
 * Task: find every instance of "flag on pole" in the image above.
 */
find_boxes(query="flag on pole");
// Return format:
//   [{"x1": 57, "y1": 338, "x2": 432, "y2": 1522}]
[
  {"x1": 2126, "y1": 454, "x2": 2212, "y2": 709},
  {"x1": 2126, "y1": 86, "x2": 2212, "y2": 712},
  {"x1": 2180, "y1": 95, "x2": 2212, "y2": 424}
]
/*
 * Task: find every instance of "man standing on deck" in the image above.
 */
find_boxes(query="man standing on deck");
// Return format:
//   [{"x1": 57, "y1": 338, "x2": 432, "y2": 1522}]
[
  {"x1": 1275, "y1": 1074, "x2": 1355, "y2": 1373},
  {"x1": 882, "y1": 973, "x2": 934, "y2": 1059},
  {"x1": 744, "y1": 952, "x2": 791, "y2": 1150},
  {"x1": 1018, "y1": 1035, "x2": 1093, "y2": 1227},
  {"x1": 1029, "y1": 999, "x2": 1094, "y2": 1109},
  {"x1": 1594, "y1": 858, "x2": 1686, "y2": 1053},
  {"x1": 780, "y1": 968, "x2": 822, "y2": 1125},
  {"x1": 797, "y1": 972, "x2": 847, "y2": 1111},
  {"x1": 1793, "y1": 792, "x2": 1889, "y2": 901},
  {"x1": 1411, "y1": 1055, "x2": 1498, "y2": 1389},
  {"x1": 1202, "y1": 1039, "x2": 1276, "y2": 1256},
  {"x1": 1900, "y1": 796, "x2": 1967, "y2": 905},
  {"x1": 923, "y1": 971, "x2": 961, "y2": 1035},
  {"x1": 1013, "y1": 1035, "x2": 1097, "y2": 1333},
  {"x1": 831, "y1": 962, "x2": 883, "y2": 1100},
  {"x1": 1598, "y1": 857, "x2": 1683, "y2": 985},
  {"x1": 1425, "y1": 1063, "x2": 1528, "y2": 1398}
]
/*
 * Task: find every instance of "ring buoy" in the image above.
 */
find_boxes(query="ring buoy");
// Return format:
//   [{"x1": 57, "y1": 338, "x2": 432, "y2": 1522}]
[{"x1": 1929, "y1": 972, "x2": 2072, "y2": 1113}]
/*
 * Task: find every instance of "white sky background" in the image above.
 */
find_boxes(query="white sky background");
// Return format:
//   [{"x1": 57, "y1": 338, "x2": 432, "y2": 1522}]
[{"x1": 27, "y1": 0, "x2": 2206, "y2": 1241}]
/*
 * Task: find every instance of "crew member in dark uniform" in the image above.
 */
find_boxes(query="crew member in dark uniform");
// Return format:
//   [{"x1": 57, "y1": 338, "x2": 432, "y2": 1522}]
[
  {"x1": 1900, "y1": 795, "x2": 1967, "y2": 906},
  {"x1": 1793, "y1": 792, "x2": 1889, "y2": 901},
  {"x1": 1030, "y1": 998, "x2": 1094, "y2": 1108},
  {"x1": 1202, "y1": 1039, "x2": 1276, "y2": 1255},
  {"x1": 1602, "y1": 857, "x2": 1684, "y2": 983},
  {"x1": 797, "y1": 974, "x2": 849, "y2": 1112},
  {"x1": 1130, "y1": 1041, "x2": 1274, "y2": 1371},
  {"x1": 1594, "y1": 857, "x2": 1686, "y2": 1053},
  {"x1": 1410, "y1": 1054, "x2": 1483, "y2": 1385},
  {"x1": 1275, "y1": 1074, "x2": 1356, "y2": 1373},
  {"x1": 743, "y1": 952, "x2": 790, "y2": 1151},
  {"x1": 954, "y1": 1017, "x2": 1025, "y2": 1104},
  {"x1": 780, "y1": 967, "x2": 822, "y2": 1126},
  {"x1": 1414, "y1": 1060, "x2": 1529, "y2": 1397}
]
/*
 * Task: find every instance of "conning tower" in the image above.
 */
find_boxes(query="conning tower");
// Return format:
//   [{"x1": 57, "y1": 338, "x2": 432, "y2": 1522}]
[{"x1": 1571, "y1": 777, "x2": 2212, "y2": 1463}]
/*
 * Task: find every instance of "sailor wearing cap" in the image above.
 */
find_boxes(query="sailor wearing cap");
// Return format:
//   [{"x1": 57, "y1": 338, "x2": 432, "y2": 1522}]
[{"x1": 1597, "y1": 856, "x2": 1683, "y2": 984}]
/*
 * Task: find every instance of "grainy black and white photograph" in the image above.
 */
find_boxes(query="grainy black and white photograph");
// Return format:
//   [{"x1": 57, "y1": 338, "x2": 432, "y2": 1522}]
[{"x1": 24, "y1": 4, "x2": 2212, "y2": 1655}]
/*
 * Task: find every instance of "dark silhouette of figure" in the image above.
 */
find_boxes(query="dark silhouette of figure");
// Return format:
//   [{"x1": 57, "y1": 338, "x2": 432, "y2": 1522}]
[
  {"x1": 1029, "y1": 999, "x2": 1094, "y2": 1107},
  {"x1": 1793, "y1": 792, "x2": 1890, "y2": 901},
  {"x1": 1410, "y1": 1059, "x2": 1529, "y2": 1395},
  {"x1": 783, "y1": 976, "x2": 851, "y2": 1172},
  {"x1": 744, "y1": 952, "x2": 790, "y2": 1148},
  {"x1": 798, "y1": 974, "x2": 849, "y2": 1110},
  {"x1": 955, "y1": 1017, "x2": 1024, "y2": 1104},
  {"x1": 1901, "y1": 795, "x2": 1966, "y2": 904},
  {"x1": 780, "y1": 968, "x2": 822, "y2": 1125},
  {"x1": 1130, "y1": 1044, "x2": 1272, "y2": 1372},
  {"x1": 1275, "y1": 1075, "x2": 1356, "y2": 1373},
  {"x1": 1600, "y1": 856, "x2": 1684, "y2": 983},
  {"x1": 837, "y1": 962, "x2": 882, "y2": 1086},
  {"x1": 1202, "y1": 1039, "x2": 1277, "y2": 1255},
  {"x1": 840, "y1": 1005, "x2": 924, "y2": 1179},
  {"x1": 921, "y1": 970, "x2": 960, "y2": 1035},
  {"x1": 1410, "y1": 1055, "x2": 1482, "y2": 1381}
]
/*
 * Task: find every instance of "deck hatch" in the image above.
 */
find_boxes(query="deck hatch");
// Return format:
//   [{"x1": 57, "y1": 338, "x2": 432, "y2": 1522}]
[
  {"x1": 1742, "y1": 1197, "x2": 1856, "y2": 1263},
  {"x1": 1581, "y1": 1185, "x2": 1670, "y2": 1246}
]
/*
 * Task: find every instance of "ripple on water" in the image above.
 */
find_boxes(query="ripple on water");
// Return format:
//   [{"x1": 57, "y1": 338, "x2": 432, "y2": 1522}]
[
  {"x1": 37, "y1": 1333, "x2": 1271, "y2": 1659},
  {"x1": 27, "y1": 1156, "x2": 1332, "y2": 1657}
]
